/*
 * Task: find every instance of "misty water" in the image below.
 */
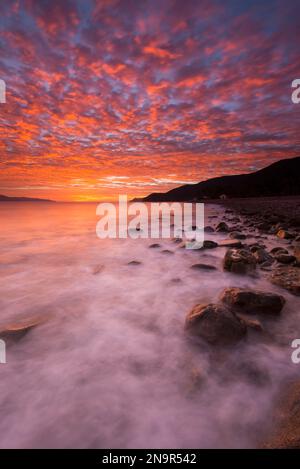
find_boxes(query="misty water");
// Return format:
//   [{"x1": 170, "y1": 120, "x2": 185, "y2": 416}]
[{"x1": 0, "y1": 202, "x2": 299, "y2": 448}]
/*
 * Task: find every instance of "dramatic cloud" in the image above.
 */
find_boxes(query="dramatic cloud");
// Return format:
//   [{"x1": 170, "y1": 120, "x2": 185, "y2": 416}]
[{"x1": 0, "y1": 0, "x2": 299, "y2": 200}]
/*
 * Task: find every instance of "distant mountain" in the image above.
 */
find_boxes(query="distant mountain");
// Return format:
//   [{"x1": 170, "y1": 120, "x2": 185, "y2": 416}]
[
  {"x1": 0, "y1": 194, "x2": 55, "y2": 202},
  {"x1": 134, "y1": 156, "x2": 300, "y2": 202}
]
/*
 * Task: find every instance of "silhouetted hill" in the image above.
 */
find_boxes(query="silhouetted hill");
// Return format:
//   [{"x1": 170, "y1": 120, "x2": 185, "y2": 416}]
[
  {"x1": 0, "y1": 194, "x2": 55, "y2": 202},
  {"x1": 135, "y1": 157, "x2": 300, "y2": 202}
]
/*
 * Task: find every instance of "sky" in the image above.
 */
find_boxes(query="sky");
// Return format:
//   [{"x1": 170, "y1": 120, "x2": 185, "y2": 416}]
[{"x1": 0, "y1": 0, "x2": 299, "y2": 201}]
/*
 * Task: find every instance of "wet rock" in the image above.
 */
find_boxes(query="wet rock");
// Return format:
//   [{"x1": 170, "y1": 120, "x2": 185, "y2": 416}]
[
  {"x1": 294, "y1": 244, "x2": 300, "y2": 263},
  {"x1": 234, "y1": 359, "x2": 270, "y2": 386},
  {"x1": 270, "y1": 247, "x2": 289, "y2": 255},
  {"x1": 274, "y1": 253, "x2": 296, "y2": 264},
  {"x1": 185, "y1": 303, "x2": 247, "y2": 346},
  {"x1": 263, "y1": 381, "x2": 300, "y2": 448},
  {"x1": 252, "y1": 248, "x2": 274, "y2": 264},
  {"x1": 170, "y1": 277, "x2": 182, "y2": 284},
  {"x1": 127, "y1": 260, "x2": 142, "y2": 265},
  {"x1": 202, "y1": 240, "x2": 218, "y2": 249},
  {"x1": 229, "y1": 231, "x2": 247, "y2": 240},
  {"x1": 260, "y1": 260, "x2": 274, "y2": 271},
  {"x1": 218, "y1": 239, "x2": 243, "y2": 248},
  {"x1": 220, "y1": 287, "x2": 285, "y2": 315},
  {"x1": 161, "y1": 249, "x2": 174, "y2": 255},
  {"x1": 204, "y1": 226, "x2": 214, "y2": 233},
  {"x1": 290, "y1": 217, "x2": 300, "y2": 228},
  {"x1": 256, "y1": 222, "x2": 271, "y2": 232},
  {"x1": 215, "y1": 222, "x2": 229, "y2": 233},
  {"x1": 277, "y1": 230, "x2": 294, "y2": 240},
  {"x1": 190, "y1": 263, "x2": 217, "y2": 271},
  {"x1": 249, "y1": 243, "x2": 267, "y2": 251},
  {"x1": 223, "y1": 248, "x2": 257, "y2": 274},
  {"x1": 0, "y1": 316, "x2": 47, "y2": 343},
  {"x1": 270, "y1": 266, "x2": 300, "y2": 295},
  {"x1": 237, "y1": 316, "x2": 264, "y2": 332},
  {"x1": 92, "y1": 264, "x2": 104, "y2": 275}
]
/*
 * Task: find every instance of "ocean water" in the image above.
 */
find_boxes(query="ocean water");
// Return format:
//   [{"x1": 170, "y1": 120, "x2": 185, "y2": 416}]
[{"x1": 0, "y1": 202, "x2": 299, "y2": 448}]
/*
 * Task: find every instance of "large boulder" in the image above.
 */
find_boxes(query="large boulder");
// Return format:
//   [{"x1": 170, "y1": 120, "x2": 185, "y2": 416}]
[
  {"x1": 223, "y1": 248, "x2": 257, "y2": 274},
  {"x1": 185, "y1": 303, "x2": 247, "y2": 346},
  {"x1": 270, "y1": 266, "x2": 300, "y2": 296},
  {"x1": 220, "y1": 287, "x2": 285, "y2": 315}
]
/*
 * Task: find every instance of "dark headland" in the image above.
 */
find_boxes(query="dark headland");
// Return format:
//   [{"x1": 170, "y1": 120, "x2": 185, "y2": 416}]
[
  {"x1": 0, "y1": 194, "x2": 55, "y2": 202},
  {"x1": 133, "y1": 156, "x2": 300, "y2": 202}
]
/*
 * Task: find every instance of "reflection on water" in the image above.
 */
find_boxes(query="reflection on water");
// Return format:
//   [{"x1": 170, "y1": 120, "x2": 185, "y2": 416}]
[{"x1": 0, "y1": 202, "x2": 299, "y2": 448}]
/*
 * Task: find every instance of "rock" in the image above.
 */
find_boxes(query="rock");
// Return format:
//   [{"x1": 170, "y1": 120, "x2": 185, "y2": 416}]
[
  {"x1": 204, "y1": 226, "x2": 214, "y2": 233},
  {"x1": 249, "y1": 243, "x2": 265, "y2": 251},
  {"x1": 253, "y1": 248, "x2": 274, "y2": 264},
  {"x1": 161, "y1": 249, "x2": 174, "y2": 255},
  {"x1": 170, "y1": 277, "x2": 182, "y2": 283},
  {"x1": 274, "y1": 253, "x2": 296, "y2": 264},
  {"x1": 277, "y1": 230, "x2": 294, "y2": 240},
  {"x1": 215, "y1": 222, "x2": 229, "y2": 233},
  {"x1": 190, "y1": 263, "x2": 217, "y2": 271},
  {"x1": 256, "y1": 222, "x2": 271, "y2": 232},
  {"x1": 223, "y1": 248, "x2": 257, "y2": 274},
  {"x1": 237, "y1": 315, "x2": 264, "y2": 332},
  {"x1": 0, "y1": 315, "x2": 47, "y2": 343},
  {"x1": 260, "y1": 260, "x2": 274, "y2": 271},
  {"x1": 263, "y1": 381, "x2": 300, "y2": 448},
  {"x1": 232, "y1": 359, "x2": 270, "y2": 386},
  {"x1": 294, "y1": 244, "x2": 300, "y2": 263},
  {"x1": 220, "y1": 287, "x2": 285, "y2": 315},
  {"x1": 270, "y1": 266, "x2": 300, "y2": 295},
  {"x1": 229, "y1": 231, "x2": 247, "y2": 240},
  {"x1": 202, "y1": 240, "x2": 218, "y2": 249},
  {"x1": 290, "y1": 217, "x2": 300, "y2": 227},
  {"x1": 127, "y1": 260, "x2": 142, "y2": 265},
  {"x1": 270, "y1": 247, "x2": 289, "y2": 255},
  {"x1": 268, "y1": 215, "x2": 280, "y2": 224},
  {"x1": 92, "y1": 264, "x2": 104, "y2": 275},
  {"x1": 218, "y1": 239, "x2": 243, "y2": 248},
  {"x1": 185, "y1": 303, "x2": 247, "y2": 346}
]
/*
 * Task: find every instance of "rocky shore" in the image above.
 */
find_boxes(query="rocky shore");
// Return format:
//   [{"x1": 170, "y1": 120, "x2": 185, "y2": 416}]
[
  {"x1": 1, "y1": 197, "x2": 299, "y2": 448},
  {"x1": 182, "y1": 196, "x2": 300, "y2": 447}
]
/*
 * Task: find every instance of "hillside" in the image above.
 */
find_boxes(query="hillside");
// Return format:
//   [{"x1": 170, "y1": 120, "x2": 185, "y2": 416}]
[{"x1": 135, "y1": 156, "x2": 300, "y2": 202}]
